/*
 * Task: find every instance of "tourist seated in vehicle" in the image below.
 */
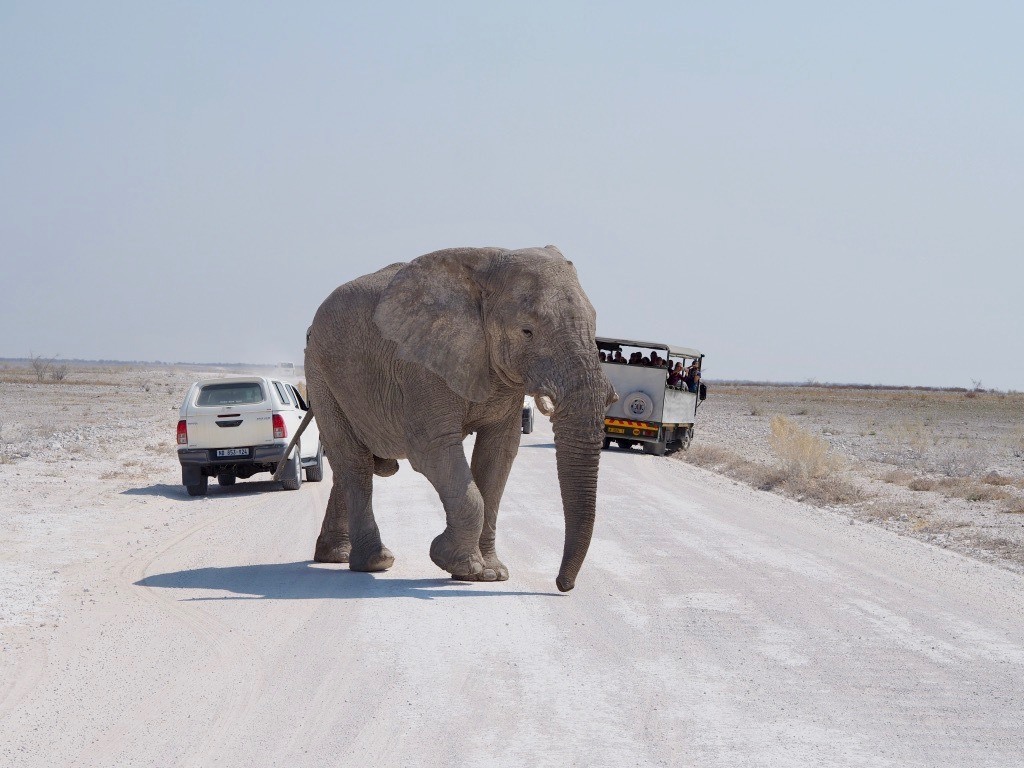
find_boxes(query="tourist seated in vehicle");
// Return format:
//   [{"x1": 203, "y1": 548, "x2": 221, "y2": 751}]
[
  {"x1": 612, "y1": 350, "x2": 625, "y2": 364},
  {"x1": 683, "y1": 362, "x2": 701, "y2": 392},
  {"x1": 668, "y1": 362, "x2": 685, "y2": 388},
  {"x1": 599, "y1": 351, "x2": 607, "y2": 362}
]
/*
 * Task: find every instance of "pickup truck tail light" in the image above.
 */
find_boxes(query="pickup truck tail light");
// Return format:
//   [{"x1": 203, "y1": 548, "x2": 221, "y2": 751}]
[
  {"x1": 273, "y1": 414, "x2": 287, "y2": 439},
  {"x1": 176, "y1": 420, "x2": 188, "y2": 445}
]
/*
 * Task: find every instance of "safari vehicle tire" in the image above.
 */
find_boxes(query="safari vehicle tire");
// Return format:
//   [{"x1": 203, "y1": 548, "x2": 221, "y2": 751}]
[
  {"x1": 305, "y1": 443, "x2": 324, "y2": 483},
  {"x1": 281, "y1": 444, "x2": 303, "y2": 491},
  {"x1": 679, "y1": 427, "x2": 694, "y2": 451},
  {"x1": 186, "y1": 476, "x2": 209, "y2": 497},
  {"x1": 522, "y1": 408, "x2": 535, "y2": 434},
  {"x1": 622, "y1": 391, "x2": 654, "y2": 420},
  {"x1": 616, "y1": 439, "x2": 634, "y2": 450},
  {"x1": 643, "y1": 440, "x2": 667, "y2": 457},
  {"x1": 602, "y1": 436, "x2": 610, "y2": 449},
  {"x1": 217, "y1": 473, "x2": 236, "y2": 487}
]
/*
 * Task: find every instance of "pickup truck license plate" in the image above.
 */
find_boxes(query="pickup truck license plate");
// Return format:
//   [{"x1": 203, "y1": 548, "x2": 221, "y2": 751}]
[{"x1": 216, "y1": 448, "x2": 249, "y2": 457}]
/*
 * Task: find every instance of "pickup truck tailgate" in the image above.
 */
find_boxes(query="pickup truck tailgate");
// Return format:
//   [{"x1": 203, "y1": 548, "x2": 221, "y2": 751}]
[
  {"x1": 185, "y1": 404, "x2": 274, "y2": 449},
  {"x1": 183, "y1": 380, "x2": 275, "y2": 449}
]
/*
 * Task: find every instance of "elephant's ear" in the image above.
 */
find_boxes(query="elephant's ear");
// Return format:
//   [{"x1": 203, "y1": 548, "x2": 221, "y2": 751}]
[{"x1": 373, "y1": 248, "x2": 502, "y2": 403}]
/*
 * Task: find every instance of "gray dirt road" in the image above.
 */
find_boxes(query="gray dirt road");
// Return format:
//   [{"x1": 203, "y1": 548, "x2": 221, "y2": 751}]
[{"x1": 3, "y1": 416, "x2": 1024, "y2": 767}]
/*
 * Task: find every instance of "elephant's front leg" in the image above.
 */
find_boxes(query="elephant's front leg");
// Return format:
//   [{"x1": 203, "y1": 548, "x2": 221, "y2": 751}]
[
  {"x1": 468, "y1": 413, "x2": 521, "y2": 581},
  {"x1": 414, "y1": 440, "x2": 491, "y2": 581}
]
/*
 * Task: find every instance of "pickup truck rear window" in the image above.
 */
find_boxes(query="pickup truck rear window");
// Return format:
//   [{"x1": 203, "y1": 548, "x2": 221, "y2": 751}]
[{"x1": 197, "y1": 382, "x2": 265, "y2": 407}]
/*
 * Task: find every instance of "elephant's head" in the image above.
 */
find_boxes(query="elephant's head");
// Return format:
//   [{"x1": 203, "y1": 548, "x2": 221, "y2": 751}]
[{"x1": 373, "y1": 246, "x2": 615, "y2": 591}]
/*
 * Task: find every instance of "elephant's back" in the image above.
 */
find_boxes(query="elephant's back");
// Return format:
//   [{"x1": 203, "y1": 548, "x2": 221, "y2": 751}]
[{"x1": 305, "y1": 263, "x2": 408, "y2": 455}]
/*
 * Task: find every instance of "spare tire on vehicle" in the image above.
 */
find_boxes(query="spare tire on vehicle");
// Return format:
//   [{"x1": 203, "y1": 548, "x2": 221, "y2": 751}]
[{"x1": 622, "y1": 391, "x2": 654, "y2": 420}]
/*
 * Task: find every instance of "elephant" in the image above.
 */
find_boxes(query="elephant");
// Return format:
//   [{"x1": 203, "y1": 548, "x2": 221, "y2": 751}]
[{"x1": 303, "y1": 245, "x2": 615, "y2": 592}]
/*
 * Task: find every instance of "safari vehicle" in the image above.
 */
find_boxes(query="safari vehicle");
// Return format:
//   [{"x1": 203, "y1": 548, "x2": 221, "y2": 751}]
[
  {"x1": 597, "y1": 338, "x2": 706, "y2": 456},
  {"x1": 176, "y1": 376, "x2": 322, "y2": 496}
]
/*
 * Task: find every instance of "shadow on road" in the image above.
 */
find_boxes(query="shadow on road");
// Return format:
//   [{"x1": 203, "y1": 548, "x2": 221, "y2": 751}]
[
  {"x1": 122, "y1": 480, "x2": 287, "y2": 499},
  {"x1": 135, "y1": 561, "x2": 560, "y2": 601},
  {"x1": 520, "y1": 442, "x2": 555, "y2": 449}
]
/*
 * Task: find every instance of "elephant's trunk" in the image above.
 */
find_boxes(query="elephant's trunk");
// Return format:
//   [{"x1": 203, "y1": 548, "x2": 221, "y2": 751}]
[{"x1": 549, "y1": 367, "x2": 611, "y2": 592}]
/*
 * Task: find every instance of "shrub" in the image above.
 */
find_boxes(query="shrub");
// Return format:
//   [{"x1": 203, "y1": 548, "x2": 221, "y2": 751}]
[
  {"x1": 1009, "y1": 431, "x2": 1024, "y2": 460},
  {"x1": 982, "y1": 471, "x2": 1013, "y2": 486},
  {"x1": 29, "y1": 352, "x2": 51, "y2": 383},
  {"x1": 909, "y1": 478, "x2": 937, "y2": 492},
  {"x1": 769, "y1": 415, "x2": 834, "y2": 480}
]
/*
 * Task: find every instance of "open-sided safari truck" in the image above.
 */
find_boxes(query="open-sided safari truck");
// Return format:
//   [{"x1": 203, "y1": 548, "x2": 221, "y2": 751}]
[{"x1": 597, "y1": 337, "x2": 707, "y2": 456}]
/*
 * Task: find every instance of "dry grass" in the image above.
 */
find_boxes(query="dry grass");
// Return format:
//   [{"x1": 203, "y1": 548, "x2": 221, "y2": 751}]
[
  {"x1": 982, "y1": 471, "x2": 1014, "y2": 486},
  {"x1": 1010, "y1": 430, "x2": 1024, "y2": 460},
  {"x1": 681, "y1": 442, "x2": 862, "y2": 506},
  {"x1": 768, "y1": 415, "x2": 836, "y2": 479},
  {"x1": 882, "y1": 468, "x2": 1018, "y2": 503}
]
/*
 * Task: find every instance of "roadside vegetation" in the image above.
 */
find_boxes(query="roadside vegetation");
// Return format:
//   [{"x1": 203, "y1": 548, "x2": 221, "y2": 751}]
[{"x1": 675, "y1": 382, "x2": 1024, "y2": 572}]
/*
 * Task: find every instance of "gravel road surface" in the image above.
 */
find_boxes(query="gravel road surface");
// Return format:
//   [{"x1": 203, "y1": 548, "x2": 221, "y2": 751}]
[{"x1": 2, "y1": 416, "x2": 1023, "y2": 767}]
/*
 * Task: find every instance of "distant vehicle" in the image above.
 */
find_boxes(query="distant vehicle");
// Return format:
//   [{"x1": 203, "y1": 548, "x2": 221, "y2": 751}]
[
  {"x1": 278, "y1": 362, "x2": 295, "y2": 373},
  {"x1": 522, "y1": 396, "x2": 535, "y2": 434},
  {"x1": 176, "y1": 376, "x2": 322, "y2": 496},
  {"x1": 597, "y1": 338, "x2": 707, "y2": 456}
]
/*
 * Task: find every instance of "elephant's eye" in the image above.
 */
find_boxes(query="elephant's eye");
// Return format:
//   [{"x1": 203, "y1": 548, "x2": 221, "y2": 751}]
[{"x1": 521, "y1": 328, "x2": 534, "y2": 339}]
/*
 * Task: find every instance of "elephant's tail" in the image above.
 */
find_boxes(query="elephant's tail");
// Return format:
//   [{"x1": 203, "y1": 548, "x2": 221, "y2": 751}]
[{"x1": 373, "y1": 457, "x2": 399, "y2": 477}]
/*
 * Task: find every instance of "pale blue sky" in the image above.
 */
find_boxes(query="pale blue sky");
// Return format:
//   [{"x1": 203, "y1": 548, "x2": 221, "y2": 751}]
[{"x1": 2, "y1": 2, "x2": 1021, "y2": 388}]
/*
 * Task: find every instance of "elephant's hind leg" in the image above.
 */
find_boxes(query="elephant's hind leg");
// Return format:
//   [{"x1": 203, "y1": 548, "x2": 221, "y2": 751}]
[
  {"x1": 314, "y1": 478, "x2": 351, "y2": 563},
  {"x1": 308, "y1": 375, "x2": 394, "y2": 572}
]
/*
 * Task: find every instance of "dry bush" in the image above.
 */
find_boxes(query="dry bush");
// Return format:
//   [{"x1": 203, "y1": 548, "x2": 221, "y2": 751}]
[
  {"x1": 679, "y1": 441, "x2": 862, "y2": 506},
  {"x1": 935, "y1": 477, "x2": 1011, "y2": 502},
  {"x1": 786, "y1": 476, "x2": 864, "y2": 505},
  {"x1": 886, "y1": 419, "x2": 933, "y2": 464},
  {"x1": 769, "y1": 415, "x2": 835, "y2": 480},
  {"x1": 982, "y1": 471, "x2": 1013, "y2": 486},
  {"x1": 933, "y1": 448, "x2": 986, "y2": 479},
  {"x1": 882, "y1": 469, "x2": 915, "y2": 486},
  {"x1": 296, "y1": 380, "x2": 308, "y2": 400},
  {"x1": 1003, "y1": 499, "x2": 1024, "y2": 514},
  {"x1": 29, "y1": 352, "x2": 52, "y2": 383},
  {"x1": 909, "y1": 478, "x2": 937, "y2": 492},
  {"x1": 50, "y1": 363, "x2": 69, "y2": 382},
  {"x1": 1009, "y1": 430, "x2": 1024, "y2": 460}
]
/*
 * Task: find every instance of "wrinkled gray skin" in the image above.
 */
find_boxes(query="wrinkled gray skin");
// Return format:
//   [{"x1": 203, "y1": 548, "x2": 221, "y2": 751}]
[{"x1": 305, "y1": 246, "x2": 615, "y2": 592}]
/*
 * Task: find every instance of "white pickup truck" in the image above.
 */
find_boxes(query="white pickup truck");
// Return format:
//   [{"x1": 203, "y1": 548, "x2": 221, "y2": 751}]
[{"x1": 176, "y1": 376, "x2": 322, "y2": 496}]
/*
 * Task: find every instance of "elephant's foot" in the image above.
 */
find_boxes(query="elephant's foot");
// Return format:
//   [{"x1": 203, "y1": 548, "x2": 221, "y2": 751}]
[
  {"x1": 452, "y1": 554, "x2": 509, "y2": 582},
  {"x1": 430, "y1": 530, "x2": 484, "y2": 579},
  {"x1": 482, "y1": 554, "x2": 509, "y2": 581},
  {"x1": 314, "y1": 534, "x2": 351, "y2": 563},
  {"x1": 349, "y1": 544, "x2": 395, "y2": 572},
  {"x1": 373, "y1": 457, "x2": 399, "y2": 477}
]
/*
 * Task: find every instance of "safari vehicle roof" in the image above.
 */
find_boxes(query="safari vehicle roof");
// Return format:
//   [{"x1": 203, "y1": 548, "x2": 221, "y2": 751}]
[{"x1": 596, "y1": 337, "x2": 703, "y2": 359}]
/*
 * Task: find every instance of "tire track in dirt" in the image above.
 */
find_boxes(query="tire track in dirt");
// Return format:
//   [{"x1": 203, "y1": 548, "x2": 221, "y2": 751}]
[{"x1": 72, "y1": 501, "x2": 267, "y2": 767}]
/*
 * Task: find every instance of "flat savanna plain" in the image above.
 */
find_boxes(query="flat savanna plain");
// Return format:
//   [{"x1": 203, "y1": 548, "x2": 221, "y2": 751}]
[
  {"x1": 2, "y1": 363, "x2": 1022, "y2": 618},
  {"x1": 3, "y1": 363, "x2": 1024, "y2": 766},
  {"x1": 677, "y1": 383, "x2": 1024, "y2": 574}
]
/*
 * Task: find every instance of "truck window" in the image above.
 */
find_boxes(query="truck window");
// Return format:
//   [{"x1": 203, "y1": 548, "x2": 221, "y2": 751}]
[
  {"x1": 196, "y1": 382, "x2": 265, "y2": 407},
  {"x1": 290, "y1": 385, "x2": 309, "y2": 411},
  {"x1": 272, "y1": 381, "x2": 293, "y2": 406}
]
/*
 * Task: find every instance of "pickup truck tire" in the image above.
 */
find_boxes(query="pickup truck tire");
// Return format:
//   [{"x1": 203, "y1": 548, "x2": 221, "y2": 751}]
[
  {"x1": 522, "y1": 407, "x2": 534, "y2": 434},
  {"x1": 186, "y1": 476, "x2": 209, "y2": 497},
  {"x1": 281, "y1": 444, "x2": 303, "y2": 491},
  {"x1": 305, "y1": 443, "x2": 324, "y2": 483},
  {"x1": 217, "y1": 473, "x2": 236, "y2": 487}
]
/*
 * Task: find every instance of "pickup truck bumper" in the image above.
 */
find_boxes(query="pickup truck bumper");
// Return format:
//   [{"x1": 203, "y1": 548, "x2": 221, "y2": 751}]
[{"x1": 177, "y1": 445, "x2": 288, "y2": 483}]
